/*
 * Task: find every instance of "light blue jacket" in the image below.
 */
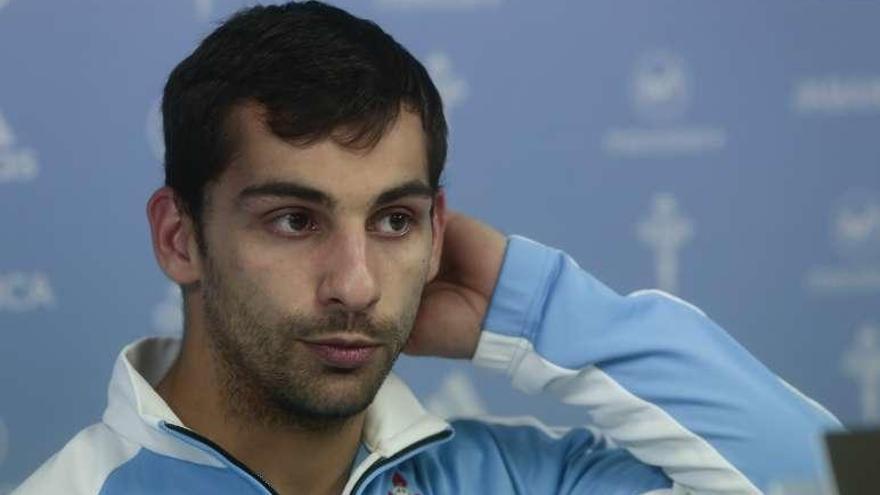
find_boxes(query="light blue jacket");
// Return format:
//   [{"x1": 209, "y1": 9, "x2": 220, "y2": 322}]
[{"x1": 15, "y1": 236, "x2": 840, "y2": 494}]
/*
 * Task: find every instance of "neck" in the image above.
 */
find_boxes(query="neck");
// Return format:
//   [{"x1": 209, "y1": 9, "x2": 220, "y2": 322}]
[{"x1": 156, "y1": 327, "x2": 364, "y2": 495}]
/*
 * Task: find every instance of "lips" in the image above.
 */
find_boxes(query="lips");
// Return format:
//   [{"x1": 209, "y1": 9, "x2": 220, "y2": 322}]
[{"x1": 302, "y1": 338, "x2": 380, "y2": 369}]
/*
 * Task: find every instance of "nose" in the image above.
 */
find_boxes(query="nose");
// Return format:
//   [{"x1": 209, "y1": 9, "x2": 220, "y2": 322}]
[{"x1": 316, "y1": 229, "x2": 380, "y2": 313}]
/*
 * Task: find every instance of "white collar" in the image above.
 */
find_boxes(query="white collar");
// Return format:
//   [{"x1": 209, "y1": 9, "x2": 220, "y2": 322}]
[{"x1": 101, "y1": 336, "x2": 451, "y2": 466}]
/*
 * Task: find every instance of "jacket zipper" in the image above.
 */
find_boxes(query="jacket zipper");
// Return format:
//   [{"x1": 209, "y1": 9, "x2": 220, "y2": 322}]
[
  {"x1": 165, "y1": 423, "x2": 452, "y2": 495},
  {"x1": 348, "y1": 430, "x2": 453, "y2": 495},
  {"x1": 165, "y1": 423, "x2": 278, "y2": 494}
]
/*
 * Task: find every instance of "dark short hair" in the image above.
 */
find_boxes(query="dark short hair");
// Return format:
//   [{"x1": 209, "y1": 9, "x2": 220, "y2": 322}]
[{"x1": 162, "y1": 1, "x2": 447, "y2": 231}]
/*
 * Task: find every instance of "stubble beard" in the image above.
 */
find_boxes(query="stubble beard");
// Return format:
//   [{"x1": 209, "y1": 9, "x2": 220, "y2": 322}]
[{"x1": 200, "y1": 257, "x2": 420, "y2": 431}]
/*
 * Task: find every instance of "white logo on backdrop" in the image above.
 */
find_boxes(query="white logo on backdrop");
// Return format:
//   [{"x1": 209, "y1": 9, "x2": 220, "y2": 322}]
[
  {"x1": 424, "y1": 370, "x2": 488, "y2": 418},
  {"x1": 842, "y1": 323, "x2": 880, "y2": 422},
  {"x1": 805, "y1": 189, "x2": 880, "y2": 293},
  {"x1": 0, "y1": 110, "x2": 39, "y2": 184},
  {"x1": 146, "y1": 98, "x2": 164, "y2": 162},
  {"x1": 375, "y1": 0, "x2": 501, "y2": 9},
  {"x1": 632, "y1": 51, "x2": 690, "y2": 125},
  {"x1": 793, "y1": 76, "x2": 880, "y2": 114},
  {"x1": 153, "y1": 283, "x2": 183, "y2": 336},
  {"x1": 0, "y1": 272, "x2": 55, "y2": 313},
  {"x1": 637, "y1": 193, "x2": 694, "y2": 295},
  {"x1": 425, "y1": 52, "x2": 469, "y2": 118},
  {"x1": 0, "y1": 417, "x2": 8, "y2": 466},
  {"x1": 603, "y1": 50, "x2": 727, "y2": 158}
]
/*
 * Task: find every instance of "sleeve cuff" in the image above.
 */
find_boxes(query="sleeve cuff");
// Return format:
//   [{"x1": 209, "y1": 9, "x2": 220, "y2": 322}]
[{"x1": 471, "y1": 331, "x2": 523, "y2": 374}]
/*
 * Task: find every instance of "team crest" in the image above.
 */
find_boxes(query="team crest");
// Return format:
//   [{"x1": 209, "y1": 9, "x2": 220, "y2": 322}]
[{"x1": 388, "y1": 472, "x2": 421, "y2": 495}]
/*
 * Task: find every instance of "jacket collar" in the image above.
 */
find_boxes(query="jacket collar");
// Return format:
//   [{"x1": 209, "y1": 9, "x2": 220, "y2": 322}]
[{"x1": 101, "y1": 337, "x2": 451, "y2": 466}]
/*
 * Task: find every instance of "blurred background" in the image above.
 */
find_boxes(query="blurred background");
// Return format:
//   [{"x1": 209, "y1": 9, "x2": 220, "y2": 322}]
[{"x1": 1, "y1": 0, "x2": 879, "y2": 490}]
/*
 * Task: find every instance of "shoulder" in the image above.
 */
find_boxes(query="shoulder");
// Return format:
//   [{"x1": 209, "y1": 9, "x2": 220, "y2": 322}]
[
  {"x1": 428, "y1": 415, "x2": 606, "y2": 469},
  {"x1": 13, "y1": 423, "x2": 140, "y2": 495},
  {"x1": 424, "y1": 416, "x2": 671, "y2": 493},
  {"x1": 448, "y1": 415, "x2": 601, "y2": 450}
]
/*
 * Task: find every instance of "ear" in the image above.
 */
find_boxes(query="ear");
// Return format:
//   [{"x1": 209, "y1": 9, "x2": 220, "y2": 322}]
[
  {"x1": 146, "y1": 187, "x2": 203, "y2": 286},
  {"x1": 427, "y1": 190, "x2": 447, "y2": 282}
]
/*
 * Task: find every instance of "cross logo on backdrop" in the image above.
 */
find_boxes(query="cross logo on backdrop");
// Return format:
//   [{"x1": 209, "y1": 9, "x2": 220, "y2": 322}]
[
  {"x1": 637, "y1": 193, "x2": 694, "y2": 295},
  {"x1": 0, "y1": 110, "x2": 39, "y2": 184},
  {"x1": 842, "y1": 323, "x2": 880, "y2": 423}
]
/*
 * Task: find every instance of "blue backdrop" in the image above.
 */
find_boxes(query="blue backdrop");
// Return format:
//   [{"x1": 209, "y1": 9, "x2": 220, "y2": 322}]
[{"x1": 2, "y1": 0, "x2": 879, "y2": 490}]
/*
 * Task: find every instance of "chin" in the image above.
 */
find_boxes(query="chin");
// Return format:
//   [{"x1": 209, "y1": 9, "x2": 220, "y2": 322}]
[{"x1": 271, "y1": 363, "x2": 391, "y2": 423}]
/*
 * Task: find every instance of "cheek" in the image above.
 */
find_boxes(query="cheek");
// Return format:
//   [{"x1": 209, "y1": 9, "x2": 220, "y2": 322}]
[
  {"x1": 373, "y1": 242, "x2": 431, "y2": 299},
  {"x1": 230, "y1": 238, "x2": 317, "y2": 311}
]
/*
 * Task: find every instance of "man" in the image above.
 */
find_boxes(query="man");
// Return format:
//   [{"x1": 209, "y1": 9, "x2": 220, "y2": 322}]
[{"x1": 15, "y1": 2, "x2": 839, "y2": 494}]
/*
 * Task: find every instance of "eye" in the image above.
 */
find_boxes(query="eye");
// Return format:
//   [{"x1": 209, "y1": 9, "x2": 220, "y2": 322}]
[
  {"x1": 372, "y1": 211, "x2": 413, "y2": 237},
  {"x1": 270, "y1": 211, "x2": 319, "y2": 237}
]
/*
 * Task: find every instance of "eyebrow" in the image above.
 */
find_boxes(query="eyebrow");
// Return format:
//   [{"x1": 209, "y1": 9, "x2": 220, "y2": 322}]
[
  {"x1": 236, "y1": 179, "x2": 435, "y2": 210},
  {"x1": 371, "y1": 180, "x2": 435, "y2": 209},
  {"x1": 238, "y1": 181, "x2": 335, "y2": 208}
]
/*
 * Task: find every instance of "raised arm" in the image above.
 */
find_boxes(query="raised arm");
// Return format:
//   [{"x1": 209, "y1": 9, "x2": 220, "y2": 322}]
[{"x1": 407, "y1": 213, "x2": 841, "y2": 493}]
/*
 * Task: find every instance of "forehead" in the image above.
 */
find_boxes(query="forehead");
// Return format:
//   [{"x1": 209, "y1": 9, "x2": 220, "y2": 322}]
[{"x1": 213, "y1": 103, "x2": 430, "y2": 207}]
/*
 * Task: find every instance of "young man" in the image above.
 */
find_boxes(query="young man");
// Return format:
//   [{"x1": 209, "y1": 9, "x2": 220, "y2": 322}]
[{"x1": 16, "y1": 2, "x2": 839, "y2": 494}]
